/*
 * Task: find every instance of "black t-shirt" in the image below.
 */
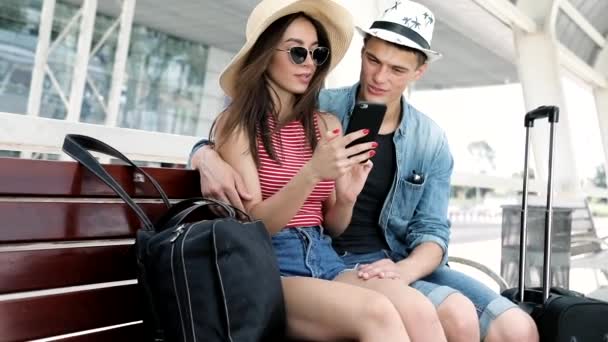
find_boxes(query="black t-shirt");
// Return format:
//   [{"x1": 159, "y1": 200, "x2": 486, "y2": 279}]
[{"x1": 333, "y1": 133, "x2": 396, "y2": 254}]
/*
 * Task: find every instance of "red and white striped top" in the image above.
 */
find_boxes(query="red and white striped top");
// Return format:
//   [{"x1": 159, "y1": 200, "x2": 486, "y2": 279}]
[{"x1": 258, "y1": 114, "x2": 334, "y2": 227}]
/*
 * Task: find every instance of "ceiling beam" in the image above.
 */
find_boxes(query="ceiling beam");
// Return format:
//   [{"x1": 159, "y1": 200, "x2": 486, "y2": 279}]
[
  {"x1": 471, "y1": 0, "x2": 537, "y2": 33},
  {"x1": 516, "y1": 0, "x2": 556, "y2": 29},
  {"x1": 560, "y1": 0, "x2": 606, "y2": 48},
  {"x1": 595, "y1": 44, "x2": 608, "y2": 77},
  {"x1": 517, "y1": 0, "x2": 608, "y2": 87},
  {"x1": 557, "y1": 42, "x2": 607, "y2": 88},
  {"x1": 422, "y1": 0, "x2": 518, "y2": 62}
]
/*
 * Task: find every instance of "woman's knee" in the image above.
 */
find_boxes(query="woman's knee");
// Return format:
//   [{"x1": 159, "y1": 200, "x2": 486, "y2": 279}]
[
  {"x1": 358, "y1": 292, "x2": 404, "y2": 329},
  {"x1": 438, "y1": 293, "x2": 479, "y2": 340},
  {"x1": 397, "y1": 287, "x2": 443, "y2": 327}
]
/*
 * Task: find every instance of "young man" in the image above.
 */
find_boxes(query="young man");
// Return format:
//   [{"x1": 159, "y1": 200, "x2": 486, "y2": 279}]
[{"x1": 190, "y1": 1, "x2": 538, "y2": 341}]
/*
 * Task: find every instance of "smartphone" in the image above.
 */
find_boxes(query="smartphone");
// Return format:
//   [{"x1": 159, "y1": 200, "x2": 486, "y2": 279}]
[{"x1": 345, "y1": 101, "x2": 387, "y2": 151}]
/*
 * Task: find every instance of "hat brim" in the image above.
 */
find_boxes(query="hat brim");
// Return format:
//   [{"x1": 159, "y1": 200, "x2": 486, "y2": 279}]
[
  {"x1": 220, "y1": 0, "x2": 354, "y2": 98},
  {"x1": 356, "y1": 26, "x2": 442, "y2": 63}
]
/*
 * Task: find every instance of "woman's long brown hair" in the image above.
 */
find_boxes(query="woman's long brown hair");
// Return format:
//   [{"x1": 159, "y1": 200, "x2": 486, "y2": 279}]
[{"x1": 212, "y1": 12, "x2": 331, "y2": 166}]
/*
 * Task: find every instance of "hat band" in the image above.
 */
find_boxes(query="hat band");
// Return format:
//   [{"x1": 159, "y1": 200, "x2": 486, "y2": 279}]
[{"x1": 369, "y1": 21, "x2": 430, "y2": 50}]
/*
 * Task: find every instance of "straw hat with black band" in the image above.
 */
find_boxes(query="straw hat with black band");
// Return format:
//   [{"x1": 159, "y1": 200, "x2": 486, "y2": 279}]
[{"x1": 357, "y1": 0, "x2": 442, "y2": 63}]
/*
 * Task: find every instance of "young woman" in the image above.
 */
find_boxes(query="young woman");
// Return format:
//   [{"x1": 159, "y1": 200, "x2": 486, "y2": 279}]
[{"x1": 212, "y1": 1, "x2": 445, "y2": 341}]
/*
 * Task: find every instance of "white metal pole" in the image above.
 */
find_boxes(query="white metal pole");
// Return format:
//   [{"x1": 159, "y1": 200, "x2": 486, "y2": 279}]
[
  {"x1": 48, "y1": 9, "x2": 82, "y2": 56},
  {"x1": 66, "y1": 0, "x2": 97, "y2": 122},
  {"x1": 593, "y1": 42, "x2": 608, "y2": 169},
  {"x1": 106, "y1": 0, "x2": 136, "y2": 127},
  {"x1": 27, "y1": 0, "x2": 56, "y2": 117},
  {"x1": 594, "y1": 87, "x2": 608, "y2": 171},
  {"x1": 514, "y1": 29, "x2": 580, "y2": 196}
]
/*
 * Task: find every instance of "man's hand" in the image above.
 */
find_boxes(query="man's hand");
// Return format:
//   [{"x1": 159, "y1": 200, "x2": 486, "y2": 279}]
[
  {"x1": 357, "y1": 243, "x2": 443, "y2": 284},
  {"x1": 357, "y1": 259, "x2": 406, "y2": 282},
  {"x1": 357, "y1": 259, "x2": 416, "y2": 285},
  {"x1": 191, "y1": 145, "x2": 252, "y2": 211}
]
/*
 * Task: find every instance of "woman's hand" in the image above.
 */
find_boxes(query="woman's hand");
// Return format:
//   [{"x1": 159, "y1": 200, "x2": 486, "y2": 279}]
[
  {"x1": 335, "y1": 160, "x2": 373, "y2": 204},
  {"x1": 305, "y1": 128, "x2": 376, "y2": 182}
]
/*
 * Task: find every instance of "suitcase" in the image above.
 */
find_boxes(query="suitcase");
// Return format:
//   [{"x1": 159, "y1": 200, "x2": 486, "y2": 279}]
[{"x1": 501, "y1": 106, "x2": 608, "y2": 342}]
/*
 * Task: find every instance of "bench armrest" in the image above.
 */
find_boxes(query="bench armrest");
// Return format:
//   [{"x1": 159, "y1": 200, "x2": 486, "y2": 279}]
[{"x1": 448, "y1": 256, "x2": 509, "y2": 292}]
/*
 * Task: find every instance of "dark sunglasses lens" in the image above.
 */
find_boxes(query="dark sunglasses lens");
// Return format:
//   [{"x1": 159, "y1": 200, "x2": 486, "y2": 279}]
[
  {"x1": 289, "y1": 47, "x2": 308, "y2": 64},
  {"x1": 312, "y1": 47, "x2": 329, "y2": 65}
]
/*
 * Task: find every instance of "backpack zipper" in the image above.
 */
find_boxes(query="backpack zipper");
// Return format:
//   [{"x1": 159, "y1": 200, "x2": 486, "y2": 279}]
[
  {"x1": 170, "y1": 224, "x2": 188, "y2": 341},
  {"x1": 180, "y1": 224, "x2": 198, "y2": 341},
  {"x1": 212, "y1": 221, "x2": 234, "y2": 342},
  {"x1": 170, "y1": 224, "x2": 186, "y2": 242},
  {"x1": 171, "y1": 235, "x2": 186, "y2": 339}
]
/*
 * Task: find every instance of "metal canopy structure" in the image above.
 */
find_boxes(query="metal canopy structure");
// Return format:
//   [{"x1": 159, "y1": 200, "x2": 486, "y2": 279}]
[
  {"x1": 3, "y1": 0, "x2": 608, "y2": 199},
  {"x1": 60, "y1": 0, "x2": 608, "y2": 91},
  {"x1": 62, "y1": 0, "x2": 523, "y2": 90}
]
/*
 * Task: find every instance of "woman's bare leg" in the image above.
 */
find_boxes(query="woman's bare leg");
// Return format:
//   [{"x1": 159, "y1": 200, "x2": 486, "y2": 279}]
[
  {"x1": 282, "y1": 276, "x2": 410, "y2": 342},
  {"x1": 335, "y1": 271, "x2": 447, "y2": 342}
]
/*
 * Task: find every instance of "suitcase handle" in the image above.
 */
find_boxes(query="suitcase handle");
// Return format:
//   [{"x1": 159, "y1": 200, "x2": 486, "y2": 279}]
[
  {"x1": 524, "y1": 106, "x2": 559, "y2": 127},
  {"x1": 519, "y1": 105, "x2": 559, "y2": 303}
]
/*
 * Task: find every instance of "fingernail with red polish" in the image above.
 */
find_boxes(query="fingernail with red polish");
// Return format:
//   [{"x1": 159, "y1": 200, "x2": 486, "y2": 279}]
[
  {"x1": 369, "y1": 150, "x2": 376, "y2": 157},
  {"x1": 363, "y1": 129, "x2": 370, "y2": 135},
  {"x1": 371, "y1": 142, "x2": 378, "y2": 148},
  {"x1": 332, "y1": 128, "x2": 340, "y2": 134}
]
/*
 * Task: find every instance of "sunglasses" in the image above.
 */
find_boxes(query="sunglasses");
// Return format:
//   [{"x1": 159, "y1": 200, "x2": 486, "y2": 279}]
[{"x1": 275, "y1": 46, "x2": 330, "y2": 66}]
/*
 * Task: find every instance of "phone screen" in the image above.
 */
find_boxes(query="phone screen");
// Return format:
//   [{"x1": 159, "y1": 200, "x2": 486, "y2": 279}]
[{"x1": 345, "y1": 101, "x2": 387, "y2": 150}]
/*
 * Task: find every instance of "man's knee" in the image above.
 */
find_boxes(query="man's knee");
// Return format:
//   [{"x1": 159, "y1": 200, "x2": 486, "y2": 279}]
[
  {"x1": 438, "y1": 293, "x2": 479, "y2": 339},
  {"x1": 485, "y1": 308, "x2": 539, "y2": 342}
]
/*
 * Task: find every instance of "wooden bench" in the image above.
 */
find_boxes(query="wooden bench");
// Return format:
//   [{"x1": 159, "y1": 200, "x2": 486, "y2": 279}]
[{"x1": 0, "y1": 157, "x2": 199, "y2": 341}]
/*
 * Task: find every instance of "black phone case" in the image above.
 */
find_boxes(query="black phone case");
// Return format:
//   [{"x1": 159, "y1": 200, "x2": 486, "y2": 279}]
[{"x1": 345, "y1": 101, "x2": 387, "y2": 149}]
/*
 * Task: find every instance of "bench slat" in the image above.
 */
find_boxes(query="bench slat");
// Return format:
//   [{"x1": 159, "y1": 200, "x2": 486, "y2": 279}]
[
  {"x1": 0, "y1": 158, "x2": 199, "y2": 198},
  {"x1": 0, "y1": 202, "x2": 166, "y2": 242},
  {"x1": 0, "y1": 245, "x2": 136, "y2": 294},
  {"x1": 0, "y1": 285, "x2": 141, "y2": 342},
  {"x1": 59, "y1": 323, "x2": 144, "y2": 342},
  {"x1": 58, "y1": 323, "x2": 144, "y2": 342}
]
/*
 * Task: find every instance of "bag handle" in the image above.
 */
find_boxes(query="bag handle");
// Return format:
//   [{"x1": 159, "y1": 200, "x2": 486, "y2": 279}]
[
  {"x1": 162, "y1": 199, "x2": 235, "y2": 230},
  {"x1": 62, "y1": 134, "x2": 170, "y2": 230},
  {"x1": 64, "y1": 134, "x2": 171, "y2": 207},
  {"x1": 159, "y1": 198, "x2": 253, "y2": 231}
]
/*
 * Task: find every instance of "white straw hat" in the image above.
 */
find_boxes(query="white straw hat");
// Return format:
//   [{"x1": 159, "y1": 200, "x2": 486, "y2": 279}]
[{"x1": 357, "y1": 0, "x2": 442, "y2": 63}]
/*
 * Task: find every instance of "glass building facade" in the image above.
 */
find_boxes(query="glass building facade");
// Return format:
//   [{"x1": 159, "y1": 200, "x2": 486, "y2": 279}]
[{"x1": 0, "y1": 0, "x2": 209, "y2": 136}]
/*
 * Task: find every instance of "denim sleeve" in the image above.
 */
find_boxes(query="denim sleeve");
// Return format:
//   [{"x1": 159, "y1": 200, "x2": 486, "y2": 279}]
[
  {"x1": 187, "y1": 138, "x2": 211, "y2": 169},
  {"x1": 405, "y1": 134, "x2": 453, "y2": 265},
  {"x1": 318, "y1": 88, "x2": 332, "y2": 113}
]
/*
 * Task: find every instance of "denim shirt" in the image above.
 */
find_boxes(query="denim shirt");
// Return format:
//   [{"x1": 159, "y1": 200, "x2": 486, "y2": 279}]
[
  {"x1": 319, "y1": 83, "x2": 453, "y2": 265},
  {"x1": 190, "y1": 83, "x2": 453, "y2": 264}
]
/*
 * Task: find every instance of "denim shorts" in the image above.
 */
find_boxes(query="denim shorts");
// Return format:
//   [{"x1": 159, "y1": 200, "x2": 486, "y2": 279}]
[
  {"x1": 340, "y1": 250, "x2": 517, "y2": 339},
  {"x1": 271, "y1": 226, "x2": 348, "y2": 280}
]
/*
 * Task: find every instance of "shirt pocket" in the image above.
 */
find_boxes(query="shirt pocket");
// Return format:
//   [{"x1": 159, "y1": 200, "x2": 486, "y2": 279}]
[{"x1": 393, "y1": 178, "x2": 426, "y2": 220}]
